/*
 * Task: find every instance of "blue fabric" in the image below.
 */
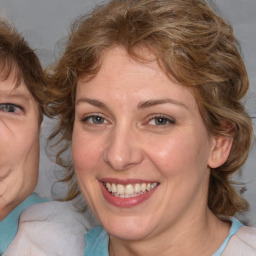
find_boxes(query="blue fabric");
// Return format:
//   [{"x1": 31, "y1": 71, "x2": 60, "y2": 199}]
[
  {"x1": 213, "y1": 217, "x2": 243, "y2": 256},
  {"x1": 84, "y1": 226, "x2": 109, "y2": 256},
  {"x1": 0, "y1": 193, "x2": 48, "y2": 255},
  {"x1": 84, "y1": 218, "x2": 243, "y2": 256}
]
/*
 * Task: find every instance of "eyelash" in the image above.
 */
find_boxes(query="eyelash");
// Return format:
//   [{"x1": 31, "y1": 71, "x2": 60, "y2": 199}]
[
  {"x1": 0, "y1": 103, "x2": 23, "y2": 114},
  {"x1": 81, "y1": 114, "x2": 109, "y2": 125},
  {"x1": 80, "y1": 113, "x2": 175, "y2": 128},
  {"x1": 147, "y1": 114, "x2": 175, "y2": 127}
]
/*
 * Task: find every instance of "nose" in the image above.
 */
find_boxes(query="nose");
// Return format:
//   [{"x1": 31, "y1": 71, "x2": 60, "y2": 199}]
[{"x1": 103, "y1": 126, "x2": 143, "y2": 171}]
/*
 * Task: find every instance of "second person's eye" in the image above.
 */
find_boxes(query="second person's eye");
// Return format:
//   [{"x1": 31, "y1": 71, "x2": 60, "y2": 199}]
[{"x1": 0, "y1": 103, "x2": 23, "y2": 114}]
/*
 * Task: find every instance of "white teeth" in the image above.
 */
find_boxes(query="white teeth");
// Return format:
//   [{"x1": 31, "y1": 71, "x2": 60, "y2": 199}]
[
  {"x1": 125, "y1": 184, "x2": 134, "y2": 195},
  {"x1": 151, "y1": 183, "x2": 157, "y2": 189},
  {"x1": 116, "y1": 184, "x2": 124, "y2": 194},
  {"x1": 134, "y1": 183, "x2": 140, "y2": 193},
  {"x1": 104, "y1": 182, "x2": 158, "y2": 198},
  {"x1": 112, "y1": 183, "x2": 117, "y2": 193},
  {"x1": 106, "y1": 183, "x2": 112, "y2": 192}
]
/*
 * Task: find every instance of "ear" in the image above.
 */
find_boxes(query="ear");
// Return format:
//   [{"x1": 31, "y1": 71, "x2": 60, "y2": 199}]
[{"x1": 208, "y1": 135, "x2": 233, "y2": 168}]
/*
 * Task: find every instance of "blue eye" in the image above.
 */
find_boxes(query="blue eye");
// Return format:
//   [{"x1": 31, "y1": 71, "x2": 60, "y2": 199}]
[
  {"x1": 148, "y1": 116, "x2": 175, "y2": 126},
  {"x1": 0, "y1": 103, "x2": 23, "y2": 114},
  {"x1": 82, "y1": 115, "x2": 107, "y2": 124}
]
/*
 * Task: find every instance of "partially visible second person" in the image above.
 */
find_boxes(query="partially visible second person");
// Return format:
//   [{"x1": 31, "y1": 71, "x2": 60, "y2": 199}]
[
  {"x1": 0, "y1": 19, "x2": 90, "y2": 256},
  {"x1": 0, "y1": 19, "x2": 48, "y2": 253}
]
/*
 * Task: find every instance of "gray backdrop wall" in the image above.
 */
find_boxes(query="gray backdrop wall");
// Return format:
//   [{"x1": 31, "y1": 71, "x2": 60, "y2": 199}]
[{"x1": 0, "y1": 0, "x2": 255, "y2": 226}]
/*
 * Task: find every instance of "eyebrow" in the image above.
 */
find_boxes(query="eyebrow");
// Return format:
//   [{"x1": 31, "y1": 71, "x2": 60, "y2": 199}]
[
  {"x1": 76, "y1": 97, "x2": 188, "y2": 111},
  {"x1": 137, "y1": 98, "x2": 189, "y2": 110},
  {"x1": 0, "y1": 91, "x2": 31, "y2": 102},
  {"x1": 76, "y1": 98, "x2": 110, "y2": 111}
]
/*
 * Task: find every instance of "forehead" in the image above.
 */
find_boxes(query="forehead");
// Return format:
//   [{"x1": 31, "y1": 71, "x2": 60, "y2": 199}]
[
  {"x1": 80, "y1": 46, "x2": 166, "y2": 87},
  {"x1": 0, "y1": 69, "x2": 32, "y2": 99},
  {"x1": 77, "y1": 47, "x2": 198, "y2": 111}
]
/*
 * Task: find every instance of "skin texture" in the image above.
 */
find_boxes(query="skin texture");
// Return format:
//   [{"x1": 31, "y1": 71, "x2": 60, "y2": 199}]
[
  {"x1": 0, "y1": 70, "x2": 40, "y2": 220},
  {"x1": 72, "y1": 47, "x2": 233, "y2": 255}
]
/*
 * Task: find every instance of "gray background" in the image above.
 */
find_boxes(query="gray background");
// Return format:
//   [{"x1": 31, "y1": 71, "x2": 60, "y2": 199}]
[{"x1": 0, "y1": 0, "x2": 255, "y2": 226}]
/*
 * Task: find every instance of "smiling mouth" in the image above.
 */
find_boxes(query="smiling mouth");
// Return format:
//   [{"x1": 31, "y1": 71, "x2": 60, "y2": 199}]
[{"x1": 102, "y1": 182, "x2": 159, "y2": 198}]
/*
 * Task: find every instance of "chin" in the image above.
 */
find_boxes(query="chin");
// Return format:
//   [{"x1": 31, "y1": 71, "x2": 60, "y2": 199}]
[
  {"x1": 102, "y1": 215, "x2": 155, "y2": 241},
  {"x1": 108, "y1": 228, "x2": 151, "y2": 241}
]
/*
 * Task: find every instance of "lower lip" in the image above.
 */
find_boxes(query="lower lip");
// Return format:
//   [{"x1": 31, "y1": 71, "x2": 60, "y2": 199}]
[{"x1": 100, "y1": 182, "x2": 158, "y2": 208}]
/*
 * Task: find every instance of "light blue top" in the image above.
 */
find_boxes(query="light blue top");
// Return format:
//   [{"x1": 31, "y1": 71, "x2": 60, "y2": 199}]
[
  {"x1": 0, "y1": 193, "x2": 48, "y2": 255},
  {"x1": 84, "y1": 218, "x2": 243, "y2": 256},
  {"x1": 213, "y1": 217, "x2": 243, "y2": 256}
]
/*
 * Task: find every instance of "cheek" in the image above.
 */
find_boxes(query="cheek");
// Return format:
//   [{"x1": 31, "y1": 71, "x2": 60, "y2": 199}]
[
  {"x1": 146, "y1": 130, "x2": 210, "y2": 178},
  {"x1": 18, "y1": 124, "x2": 40, "y2": 157},
  {"x1": 0, "y1": 125, "x2": 39, "y2": 203},
  {"x1": 72, "y1": 131, "x2": 104, "y2": 208},
  {"x1": 72, "y1": 130, "x2": 103, "y2": 176},
  {"x1": 0, "y1": 123, "x2": 38, "y2": 159}
]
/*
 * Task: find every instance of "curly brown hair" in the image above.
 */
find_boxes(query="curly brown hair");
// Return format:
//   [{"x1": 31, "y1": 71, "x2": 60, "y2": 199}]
[
  {"x1": 0, "y1": 19, "x2": 47, "y2": 121},
  {"x1": 47, "y1": 0, "x2": 254, "y2": 216}
]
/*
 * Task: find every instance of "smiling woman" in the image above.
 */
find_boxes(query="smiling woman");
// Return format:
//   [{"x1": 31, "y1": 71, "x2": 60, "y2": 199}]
[
  {"x1": 47, "y1": 0, "x2": 256, "y2": 255},
  {"x1": 72, "y1": 47, "x2": 220, "y2": 244}
]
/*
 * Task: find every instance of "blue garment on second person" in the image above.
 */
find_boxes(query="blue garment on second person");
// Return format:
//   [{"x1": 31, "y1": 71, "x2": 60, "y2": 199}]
[{"x1": 0, "y1": 193, "x2": 48, "y2": 255}]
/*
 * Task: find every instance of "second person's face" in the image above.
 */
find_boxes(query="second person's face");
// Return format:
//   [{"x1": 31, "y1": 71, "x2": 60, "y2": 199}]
[
  {"x1": 72, "y1": 46, "x2": 216, "y2": 241},
  {"x1": 0, "y1": 70, "x2": 40, "y2": 220}
]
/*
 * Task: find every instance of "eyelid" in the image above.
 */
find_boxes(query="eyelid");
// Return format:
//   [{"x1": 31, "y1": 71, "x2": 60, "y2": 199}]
[
  {"x1": 80, "y1": 113, "x2": 110, "y2": 126},
  {"x1": 0, "y1": 103, "x2": 23, "y2": 109},
  {"x1": 145, "y1": 114, "x2": 175, "y2": 125},
  {"x1": 0, "y1": 103, "x2": 24, "y2": 114},
  {"x1": 81, "y1": 112, "x2": 104, "y2": 120}
]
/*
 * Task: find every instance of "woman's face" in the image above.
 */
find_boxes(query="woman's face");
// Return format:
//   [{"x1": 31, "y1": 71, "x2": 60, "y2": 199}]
[
  {"x1": 72, "y1": 47, "x2": 219, "y2": 241},
  {"x1": 0, "y1": 70, "x2": 40, "y2": 220}
]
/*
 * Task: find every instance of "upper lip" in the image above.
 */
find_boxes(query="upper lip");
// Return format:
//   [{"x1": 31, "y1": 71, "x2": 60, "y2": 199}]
[{"x1": 99, "y1": 178, "x2": 159, "y2": 185}]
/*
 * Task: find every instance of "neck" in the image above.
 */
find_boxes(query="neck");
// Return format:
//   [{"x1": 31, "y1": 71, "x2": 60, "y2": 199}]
[{"x1": 109, "y1": 209, "x2": 230, "y2": 256}]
